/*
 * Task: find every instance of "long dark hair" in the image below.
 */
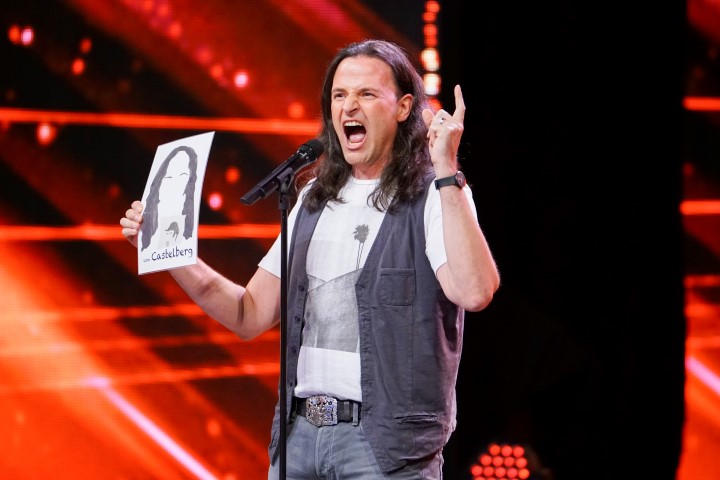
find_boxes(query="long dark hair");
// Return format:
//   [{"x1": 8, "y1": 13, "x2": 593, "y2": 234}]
[
  {"x1": 140, "y1": 145, "x2": 198, "y2": 251},
  {"x1": 301, "y1": 39, "x2": 434, "y2": 213}
]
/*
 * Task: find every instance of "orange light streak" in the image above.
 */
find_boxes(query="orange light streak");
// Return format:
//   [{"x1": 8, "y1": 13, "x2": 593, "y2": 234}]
[
  {"x1": 0, "y1": 108, "x2": 320, "y2": 135},
  {"x1": 681, "y1": 200, "x2": 720, "y2": 215},
  {"x1": 0, "y1": 224, "x2": 280, "y2": 241},
  {"x1": 684, "y1": 96, "x2": 720, "y2": 111},
  {"x1": 96, "y1": 382, "x2": 221, "y2": 480},
  {"x1": 0, "y1": 329, "x2": 279, "y2": 357},
  {"x1": 0, "y1": 363, "x2": 280, "y2": 395}
]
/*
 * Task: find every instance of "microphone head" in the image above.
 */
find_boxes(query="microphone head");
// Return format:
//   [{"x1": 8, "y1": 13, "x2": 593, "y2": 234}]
[{"x1": 303, "y1": 138, "x2": 324, "y2": 158}]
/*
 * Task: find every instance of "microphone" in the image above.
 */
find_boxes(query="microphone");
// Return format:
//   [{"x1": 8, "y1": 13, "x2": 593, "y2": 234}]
[{"x1": 240, "y1": 139, "x2": 324, "y2": 205}]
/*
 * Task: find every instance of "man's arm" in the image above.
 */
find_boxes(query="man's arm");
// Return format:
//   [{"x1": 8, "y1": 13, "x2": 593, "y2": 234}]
[
  {"x1": 121, "y1": 200, "x2": 281, "y2": 339},
  {"x1": 169, "y1": 260, "x2": 281, "y2": 340},
  {"x1": 423, "y1": 85, "x2": 500, "y2": 312}
]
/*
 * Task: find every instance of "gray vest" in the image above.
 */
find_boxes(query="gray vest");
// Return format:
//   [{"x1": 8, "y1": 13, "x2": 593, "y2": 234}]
[{"x1": 269, "y1": 181, "x2": 464, "y2": 473}]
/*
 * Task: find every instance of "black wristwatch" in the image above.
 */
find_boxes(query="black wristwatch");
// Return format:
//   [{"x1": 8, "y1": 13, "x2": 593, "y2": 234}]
[{"x1": 434, "y1": 171, "x2": 466, "y2": 189}]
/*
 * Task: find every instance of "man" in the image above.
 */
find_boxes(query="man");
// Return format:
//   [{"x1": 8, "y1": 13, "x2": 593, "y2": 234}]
[{"x1": 120, "y1": 39, "x2": 500, "y2": 479}]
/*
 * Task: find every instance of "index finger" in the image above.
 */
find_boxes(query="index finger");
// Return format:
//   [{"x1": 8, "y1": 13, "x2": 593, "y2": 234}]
[{"x1": 452, "y1": 84, "x2": 466, "y2": 124}]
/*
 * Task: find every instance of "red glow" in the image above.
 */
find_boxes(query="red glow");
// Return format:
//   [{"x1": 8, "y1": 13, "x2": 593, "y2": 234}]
[
  {"x1": 210, "y1": 63, "x2": 223, "y2": 79},
  {"x1": 8, "y1": 25, "x2": 20, "y2": 44},
  {"x1": 195, "y1": 45, "x2": 212, "y2": 65},
  {"x1": 519, "y1": 468, "x2": 530, "y2": 479},
  {"x1": 288, "y1": 101, "x2": 305, "y2": 119},
  {"x1": 36, "y1": 122, "x2": 57, "y2": 146},
  {"x1": 479, "y1": 453, "x2": 492, "y2": 465},
  {"x1": 488, "y1": 443, "x2": 500, "y2": 455},
  {"x1": 79, "y1": 37, "x2": 92, "y2": 54},
  {"x1": 470, "y1": 464, "x2": 483, "y2": 476},
  {"x1": 72, "y1": 58, "x2": 85, "y2": 75},
  {"x1": 516, "y1": 457, "x2": 528, "y2": 468},
  {"x1": 513, "y1": 445, "x2": 525, "y2": 457},
  {"x1": 168, "y1": 21, "x2": 182, "y2": 39},
  {"x1": 426, "y1": 1, "x2": 440, "y2": 13},
  {"x1": 483, "y1": 466, "x2": 494, "y2": 476},
  {"x1": 107, "y1": 184, "x2": 120, "y2": 199},
  {"x1": 423, "y1": 24, "x2": 437, "y2": 38},
  {"x1": 225, "y1": 166, "x2": 241, "y2": 184},
  {"x1": 423, "y1": 11, "x2": 437, "y2": 22},
  {"x1": 493, "y1": 455, "x2": 504, "y2": 466},
  {"x1": 156, "y1": 2, "x2": 171, "y2": 18},
  {"x1": 507, "y1": 467, "x2": 518, "y2": 478},
  {"x1": 207, "y1": 192, "x2": 223, "y2": 210}
]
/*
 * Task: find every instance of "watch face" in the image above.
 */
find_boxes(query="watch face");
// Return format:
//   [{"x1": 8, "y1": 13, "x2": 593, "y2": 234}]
[{"x1": 455, "y1": 171, "x2": 467, "y2": 187}]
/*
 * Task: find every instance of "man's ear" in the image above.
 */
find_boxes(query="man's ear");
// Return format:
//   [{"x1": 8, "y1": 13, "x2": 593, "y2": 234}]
[{"x1": 396, "y1": 94, "x2": 413, "y2": 122}]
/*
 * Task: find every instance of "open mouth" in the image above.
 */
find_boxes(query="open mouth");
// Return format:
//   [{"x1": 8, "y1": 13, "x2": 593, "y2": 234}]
[{"x1": 343, "y1": 120, "x2": 366, "y2": 145}]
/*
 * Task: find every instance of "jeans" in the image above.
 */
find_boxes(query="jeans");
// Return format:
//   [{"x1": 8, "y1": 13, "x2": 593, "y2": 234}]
[{"x1": 268, "y1": 415, "x2": 444, "y2": 479}]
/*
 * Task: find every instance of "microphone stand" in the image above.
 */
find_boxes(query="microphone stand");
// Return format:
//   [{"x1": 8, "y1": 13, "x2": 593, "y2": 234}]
[
  {"x1": 241, "y1": 165, "x2": 297, "y2": 480},
  {"x1": 276, "y1": 167, "x2": 292, "y2": 480},
  {"x1": 241, "y1": 139, "x2": 322, "y2": 480}
]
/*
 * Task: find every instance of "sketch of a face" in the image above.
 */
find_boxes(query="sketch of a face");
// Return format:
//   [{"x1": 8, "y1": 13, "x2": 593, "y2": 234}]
[
  {"x1": 140, "y1": 144, "x2": 199, "y2": 252},
  {"x1": 158, "y1": 151, "x2": 191, "y2": 218}
]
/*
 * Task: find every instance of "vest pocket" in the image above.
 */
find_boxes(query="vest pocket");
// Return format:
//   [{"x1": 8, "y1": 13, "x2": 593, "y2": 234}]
[{"x1": 379, "y1": 268, "x2": 416, "y2": 305}]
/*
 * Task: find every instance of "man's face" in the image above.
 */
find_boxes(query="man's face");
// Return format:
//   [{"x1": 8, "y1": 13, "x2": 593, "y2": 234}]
[{"x1": 330, "y1": 55, "x2": 412, "y2": 179}]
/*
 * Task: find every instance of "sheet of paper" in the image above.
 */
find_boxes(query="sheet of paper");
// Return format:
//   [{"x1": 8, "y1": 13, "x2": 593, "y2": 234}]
[{"x1": 137, "y1": 131, "x2": 214, "y2": 275}]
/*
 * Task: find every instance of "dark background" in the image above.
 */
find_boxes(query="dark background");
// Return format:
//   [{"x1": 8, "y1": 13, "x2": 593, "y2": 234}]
[{"x1": 439, "y1": 2, "x2": 687, "y2": 479}]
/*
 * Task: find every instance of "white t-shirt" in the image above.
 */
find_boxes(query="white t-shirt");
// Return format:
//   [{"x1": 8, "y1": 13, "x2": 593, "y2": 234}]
[{"x1": 258, "y1": 176, "x2": 477, "y2": 402}]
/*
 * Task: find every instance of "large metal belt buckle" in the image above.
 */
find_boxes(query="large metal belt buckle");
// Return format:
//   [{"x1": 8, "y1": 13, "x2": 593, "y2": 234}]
[{"x1": 305, "y1": 395, "x2": 338, "y2": 427}]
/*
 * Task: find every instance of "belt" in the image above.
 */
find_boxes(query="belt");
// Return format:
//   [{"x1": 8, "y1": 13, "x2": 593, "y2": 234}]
[{"x1": 293, "y1": 395, "x2": 361, "y2": 427}]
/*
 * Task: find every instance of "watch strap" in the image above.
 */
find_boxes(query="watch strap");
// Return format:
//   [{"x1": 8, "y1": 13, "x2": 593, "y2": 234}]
[{"x1": 434, "y1": 171, "x2": 465, "y2": 189}]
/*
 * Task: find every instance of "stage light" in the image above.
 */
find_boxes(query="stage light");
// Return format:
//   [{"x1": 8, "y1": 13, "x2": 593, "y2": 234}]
[
  {"x1": 36, "y1": 122, "x2": 57, "y2": 146},
  {"x1": 8, "y1": 25, "x2": 20, "y2": 44},
  {"x1": 210, "y1": 63, "x2": 223, "y2": 80},
  {"x1": 426, "y1": 0, "x2": 440, "y2": 14},
  {"x1": 233, "y1": 70, "x2": 249, "y2": 89},
  {"x1": 207, "y1": 192, "x2": 223, "y2": 210},
  {"x1": 422, "y1": 0, "x2": 441, "y2": 101},
  {"x1": 287, "y1": 101, "x2": 305, "y2": 119},
  {"x1": 79, "y1": 37, "x2": 92, "y2": 54},
  {"x1": 470, "y1": 441, "x2": 549, "y2": 480},
  {"x1": 168, "y1": 21, "x2": 182, "y2": 39},
  {"x1": 225, "y1": 166, "x2": 241, "y2": 184},
  {"x1": 421, "y1": 47, "x2": 440, "y2": 72},
  {"x1": 423, "y1": 73, "x2": 440, "y2": 96},
  {"x1": 72, "y1": 58, "x2": 85, "y2": 76},
  {"x1": 20, "y1": 27, "x2": 33, "y2": 46}
]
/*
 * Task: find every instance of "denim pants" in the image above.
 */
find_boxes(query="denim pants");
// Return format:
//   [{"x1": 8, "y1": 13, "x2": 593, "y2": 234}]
[{"x1": 268, "y1": 415, "x2": 444, "y2": 479}]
